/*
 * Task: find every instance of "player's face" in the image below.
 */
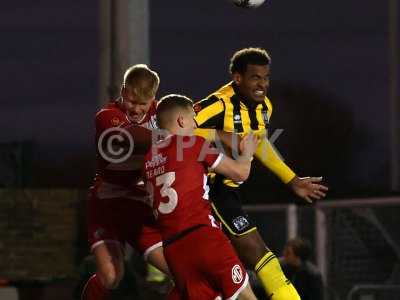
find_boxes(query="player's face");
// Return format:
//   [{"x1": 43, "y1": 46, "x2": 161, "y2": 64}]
[
  {"x1": 121, "y1": 87, "x2": 154, "y2": 123},
  {"x1": 234, "y1": 64, "x2": 270, "y2": 103}
]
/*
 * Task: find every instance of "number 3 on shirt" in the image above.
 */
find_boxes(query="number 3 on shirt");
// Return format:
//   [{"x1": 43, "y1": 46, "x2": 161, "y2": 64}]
[{"x1": 148, "y1": 171, "x2": 178, "y2": 215}]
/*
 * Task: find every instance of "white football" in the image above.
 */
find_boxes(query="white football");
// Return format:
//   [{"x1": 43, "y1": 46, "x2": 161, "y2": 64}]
[{"x1": 232, "y1": 0, "x2": 266, "y2": 8}]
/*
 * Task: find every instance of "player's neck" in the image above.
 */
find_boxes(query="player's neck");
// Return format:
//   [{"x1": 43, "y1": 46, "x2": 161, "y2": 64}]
[
  {"x1": 161, "y1": 127, "x2": 174, "y2": 136},
  {"x1": 165, "y1": 124, "x2": 181, "y2": 136}
]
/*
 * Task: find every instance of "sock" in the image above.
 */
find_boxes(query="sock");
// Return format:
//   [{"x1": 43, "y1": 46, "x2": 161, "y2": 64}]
[
  {"x1": 254, "y1": 251, "x2": 300, "y2": 300},
  {"x1": 270, "y1": 283, "x2": 300, "y2": 300},
  {"x1": 81, "y1": 274, "x2": 111, "y2": 300}
]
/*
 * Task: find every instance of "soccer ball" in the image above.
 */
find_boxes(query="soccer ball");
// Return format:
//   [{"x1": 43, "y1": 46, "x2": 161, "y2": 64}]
[{"x1": 232, "y1": 0, "x2": 266, "y2": 8}]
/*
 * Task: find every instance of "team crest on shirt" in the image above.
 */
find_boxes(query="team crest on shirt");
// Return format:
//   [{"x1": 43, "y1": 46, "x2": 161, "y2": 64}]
[
  {"x1": 232, "y1": 216, "x2": 250, "y2": 231},
  {"x1": 231, "y1": 265, "x2": 243, "y2": 284},
  {"x1": 193, "y1": 104, "x2": 202, "y2": 113},
  {"x1": 111, "y1": 116, "x2": 121, "y2": 126}
]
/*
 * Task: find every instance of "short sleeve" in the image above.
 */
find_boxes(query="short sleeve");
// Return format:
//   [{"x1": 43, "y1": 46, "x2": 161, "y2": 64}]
[
  {"x1": 194, "y1": 96, "x2": 225, "y2": 129},
  {"x1": 95, "y1": 109, "x2": 126, "y2": 135},
  {"x1": 194, "y1": 136, "x2": 224, "y2": 170}
]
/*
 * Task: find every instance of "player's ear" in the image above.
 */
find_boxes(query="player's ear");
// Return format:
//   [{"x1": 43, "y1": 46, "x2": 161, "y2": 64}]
[
  {"x1": 232, "y1": 72, "x2": 241, "y2": 85},
  {"x1": 177, "y1": 115, "x2": 185, "y2": 128}
]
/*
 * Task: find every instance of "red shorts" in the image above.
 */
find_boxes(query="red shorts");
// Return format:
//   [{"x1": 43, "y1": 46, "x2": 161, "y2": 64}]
[
  {"x1": 164, "y1": 226, "x2": 249, "y2": 300},
  {"x1": 87, "y1": 190, "x2": 162, "y2": 258}
]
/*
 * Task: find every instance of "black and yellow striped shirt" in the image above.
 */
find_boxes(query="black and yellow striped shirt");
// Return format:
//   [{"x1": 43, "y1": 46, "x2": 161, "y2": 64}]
[
  {"x1": 194, "y1": 82, "x2": 296, "y2": 187},
  {"x1": 195, "y1": 82, "x2": 272, "y2": 135}
]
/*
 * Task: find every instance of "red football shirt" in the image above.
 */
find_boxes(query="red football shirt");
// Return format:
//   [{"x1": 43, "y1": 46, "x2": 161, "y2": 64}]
[
  {"x1": 93, "y1": 99, "x2": 157, "y2": 200},
  {"x1": 144, "y1": 135, "x2": 223, "y2": 239}
]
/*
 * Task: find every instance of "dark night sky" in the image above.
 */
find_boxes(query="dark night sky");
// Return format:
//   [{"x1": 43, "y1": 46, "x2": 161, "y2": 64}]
[
  {"x1": 1, "y1": 0, "x2": 397, "y2": 200},
  {"x1": 0, "y1": 1, "x2": 99, "y2": 186}
]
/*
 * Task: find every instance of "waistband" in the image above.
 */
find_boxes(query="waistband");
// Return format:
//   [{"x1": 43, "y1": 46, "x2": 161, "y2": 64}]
[{"x1": 163, "y1": 224, "x2": 206, "y2": 247}]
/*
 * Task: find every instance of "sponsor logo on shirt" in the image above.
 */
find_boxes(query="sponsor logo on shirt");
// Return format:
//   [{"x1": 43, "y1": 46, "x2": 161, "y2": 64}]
[
  {"x1": 232, "y1": 216, "x2": 250, "y2": 231},
  {"x1": 193, "y1": 104, "x2": 202, "y2": 113},
  {"x1": 233, "y1": 114, "x2": 242, "y2": 124},
  {"x1": 231, "y1": 264, "x2": 243, "y2": 284},
  {"x1": 145, "y1": 153, "x2": 167, "y2": 169},
  {"x1": 111, "y1": 117, "x2": 121, "y2": 126}
]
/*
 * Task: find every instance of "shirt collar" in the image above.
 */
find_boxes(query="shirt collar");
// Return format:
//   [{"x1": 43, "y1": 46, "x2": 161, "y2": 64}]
[{"x1": 231, "y1": 82, "x2": 260, "y2": 110}]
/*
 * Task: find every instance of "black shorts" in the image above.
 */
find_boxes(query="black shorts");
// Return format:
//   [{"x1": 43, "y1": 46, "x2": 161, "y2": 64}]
[{"x1": 209, "y1": 176, "x2": 257, "y2": 236}]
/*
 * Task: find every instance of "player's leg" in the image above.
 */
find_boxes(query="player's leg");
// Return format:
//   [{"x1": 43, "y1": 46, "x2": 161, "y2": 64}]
[
  {"x1": 81, "y1": 241, "x2": 124, "y2": 300},
  {"x1": 82, "y1": 194, "x2": 126, "y2": 300},
  {"x1": 136, "y1": 214, "x2": 172, "y2": 277},
  {"x1": 196, "y1": 226, "x2": 252, "y2": 300},
  {"x1": 210, "y1": 182, "x2": 300, "y2": 300},
  {"x1": 145, "y1": 245, "x2": 172, "y2": 277},
  {"x1": 253, "y1": 249, "x2": 300, "y2": 300},
  {"x1": 224, "y1": 224, "x2": 300, "y2": 300},
  {"x1": 162, "y1": 226, "x2": 222, "y2": 300},
  {"x1": 229, "y1": 229, "x2": 268, "y2": 269},
  {"x1": 92, "y1": 242, "x2": 124, "y2": 289}
]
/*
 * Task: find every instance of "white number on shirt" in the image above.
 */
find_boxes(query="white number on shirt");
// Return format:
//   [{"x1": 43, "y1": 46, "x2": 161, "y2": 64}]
[{"x1": 156, "y1": 172, "x2": 178, "y2": 214}]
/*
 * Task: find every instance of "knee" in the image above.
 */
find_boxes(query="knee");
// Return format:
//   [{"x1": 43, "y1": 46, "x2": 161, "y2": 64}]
[
  {"x1": 231, "y1": 231, "x2": 269, "y2": 268},
  {"x1": 92, "y1": 242, "x2": 125, "y2": 289},
  {"x1": 97, "y1": 269, "x2": 123, "y2": 289}
]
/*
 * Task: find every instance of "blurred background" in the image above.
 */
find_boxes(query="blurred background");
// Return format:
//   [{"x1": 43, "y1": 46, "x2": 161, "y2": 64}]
[{"x1": 0, "y1": 0, "x2": 399, "y2": 299}]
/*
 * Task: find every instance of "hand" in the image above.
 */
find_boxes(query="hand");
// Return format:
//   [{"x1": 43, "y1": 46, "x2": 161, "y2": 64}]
[
  {"x1": 288, "y1": 176, "x2": 328, "y2": 203},
  {"x1": 240, "y1": 132, "x2": 260, "y2": 158}
]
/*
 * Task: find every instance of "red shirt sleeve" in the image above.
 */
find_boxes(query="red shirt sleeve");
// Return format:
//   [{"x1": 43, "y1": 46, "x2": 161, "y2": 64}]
[
  {"x1": 194, "y1": 136, "x2": 223, "y2": 169},
  {"x1": 95, "y1": 108, "x2": 126, "y2": 136}
]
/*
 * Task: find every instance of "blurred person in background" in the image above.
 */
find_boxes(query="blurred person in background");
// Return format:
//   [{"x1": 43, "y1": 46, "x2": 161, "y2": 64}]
[{"x1": 280, "y1": 237, "x2": 324, "y2": 300}]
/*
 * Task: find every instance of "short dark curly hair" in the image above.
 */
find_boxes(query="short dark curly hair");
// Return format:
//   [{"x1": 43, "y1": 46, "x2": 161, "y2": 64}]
[{"x1": 229, "y1": 47, "x2": 271, "y2": 75}]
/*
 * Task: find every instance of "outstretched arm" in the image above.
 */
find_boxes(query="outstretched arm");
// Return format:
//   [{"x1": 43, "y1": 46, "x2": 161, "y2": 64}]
[
  {"x1": 213, "y1": 133, "x2": 259, "y2": 182},
  {"x1": 255, "y1": 135, "x2": 328, "y2": 202},
  {"x1": 255, "y1": 136, "x2": 296, "y2": 183},
  {"x1": 197, "y1": 128, "x2": 329, "y2": 202},
  {"x1": 287, "y1": 176, "x2": 328, "y2": 203}
]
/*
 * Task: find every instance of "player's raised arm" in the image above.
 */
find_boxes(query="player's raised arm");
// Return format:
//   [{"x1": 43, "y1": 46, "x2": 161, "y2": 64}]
[
  {"x1": 287, "y1": 176, "x2": 329, "y2": 203},
  {"x1": 255, "y1": 135, "x2": 296, "y2": 183},
  {"x1": 212, "y1": 133, "x2": 259, "y2": 182}
]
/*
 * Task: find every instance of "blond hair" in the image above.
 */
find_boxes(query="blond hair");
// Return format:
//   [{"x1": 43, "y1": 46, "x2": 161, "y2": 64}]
[{"x1": 123, "y1": 64, "x2": 160, "y2": 100}]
